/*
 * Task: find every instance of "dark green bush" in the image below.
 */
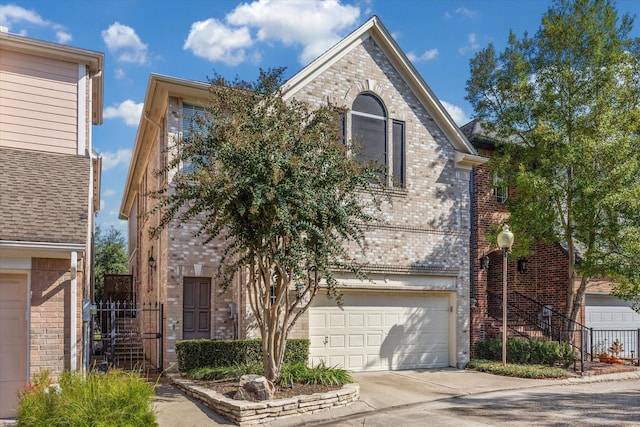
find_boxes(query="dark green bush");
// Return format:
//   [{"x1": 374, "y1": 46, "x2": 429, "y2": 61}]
[
  {"x1": 187, "y1": 361, "x2": 353, "y2": 386},
  {"x1": 466, "y1": 359, "x2": 570, "y2": 379},
  {"x1": 176, "y1": 338, "x2": 309, "y2": 372},
  {"x1": 17, "y1": 369, "x2": 156, "y2": 426},
  {"x1": 476, "y1": 337, "x2": 576, "y2": 368}
]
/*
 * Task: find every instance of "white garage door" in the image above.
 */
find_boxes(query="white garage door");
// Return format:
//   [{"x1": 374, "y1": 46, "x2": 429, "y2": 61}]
[
  {"x1": 0, "y1": 274, "x2": 28, "y2": 418},
  {"x1": 585, "y1": 294, "x2": 640, "y2": 330},
  {"x1": 309, "y1": 291, "x2": 450, "y2": 372}
]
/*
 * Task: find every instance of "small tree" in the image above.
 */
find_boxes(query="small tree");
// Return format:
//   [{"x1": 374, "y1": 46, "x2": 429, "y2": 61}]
[
  {"x1": 466, "y1": 0, "x2": 640, "y2": 327},
  {"x1": 153, "y1": 68, "x2": 379, "y2": 381},
  {"x1": 94, "y1": 225, "x2": 128, "y2": 301}
]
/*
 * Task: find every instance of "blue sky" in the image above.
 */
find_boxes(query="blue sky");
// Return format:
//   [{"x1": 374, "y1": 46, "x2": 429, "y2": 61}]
[{"x1": 2, "y1": 0, "x2": 639, "y2": 234}]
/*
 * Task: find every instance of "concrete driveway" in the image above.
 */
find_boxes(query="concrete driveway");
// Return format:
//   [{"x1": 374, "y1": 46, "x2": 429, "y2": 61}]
[{"x1": 154, "y1": 368, "x2": 640, "y2": 426}]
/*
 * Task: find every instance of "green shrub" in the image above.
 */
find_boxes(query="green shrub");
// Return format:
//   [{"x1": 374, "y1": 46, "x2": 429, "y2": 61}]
[
  {"x1": 296, "y1": 362, "x2": 353, "y2": 385},
  {"x1": 186, "y1": 361, "x2": 353, "y2": 387},
  {"x1": 176, "y1": 338, "x2": 309, "y2": 372},
  {"x1": 17, "y1": 369, "x2": 156, "y2": 426},
  {"x1": 466, "y1": 359, "x2": 569, "y2": 379},
  {"x1": 475, "y1": 337, "x2": 576, "y2": 368},
  {"x1": 188, "y1": 362, "x2": 264, "y2": 381}
]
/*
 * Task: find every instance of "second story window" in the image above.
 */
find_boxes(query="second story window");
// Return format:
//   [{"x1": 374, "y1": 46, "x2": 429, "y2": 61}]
[
  {"x1": 182, "y1": 103, "x2": 205, "y2": 174},
  {"x1": 351, "y1": 93, "x2": 387, "y2": 175},
  {"x1": 493, "y1": 174, "x2": 508, "y2": 204},
  {"x1": 351, "y1": 93, "x2": 405, "y2": 188}
]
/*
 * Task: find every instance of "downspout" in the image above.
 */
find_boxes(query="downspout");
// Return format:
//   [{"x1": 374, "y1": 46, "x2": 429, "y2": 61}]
[
  {"x1": 470, "y1": 169, "x2": 476, "y2": 305},
  {"x1": 70, "y1": 251, "x2": 78, "y2": 371}
]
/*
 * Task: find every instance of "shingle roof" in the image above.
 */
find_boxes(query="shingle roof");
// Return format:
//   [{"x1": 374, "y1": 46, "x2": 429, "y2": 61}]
[{"x1": 0, "y1": 148, "x2": 90, "y2": 244}]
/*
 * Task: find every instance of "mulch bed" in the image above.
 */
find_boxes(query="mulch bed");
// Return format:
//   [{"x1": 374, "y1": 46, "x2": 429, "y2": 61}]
[
  {"x1": 574, "y1": 360, "x2": 639, "y2": 376},
  {"x1": 196, "y1": 379, "x2": 342, "y2": 399}
]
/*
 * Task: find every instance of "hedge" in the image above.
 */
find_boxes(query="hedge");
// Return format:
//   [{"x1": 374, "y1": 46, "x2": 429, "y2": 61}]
[
  {"x1": 475, "y1": 337, "x2": 576, "y2": 368},
  {"x1": 176, "y1": 338, "x2": 310, "y2": 372}
]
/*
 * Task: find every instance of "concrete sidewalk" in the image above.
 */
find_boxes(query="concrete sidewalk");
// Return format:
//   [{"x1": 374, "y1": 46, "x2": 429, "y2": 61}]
[{"x1": 153, "y1": 368, "x2": 640, "y2": 427}]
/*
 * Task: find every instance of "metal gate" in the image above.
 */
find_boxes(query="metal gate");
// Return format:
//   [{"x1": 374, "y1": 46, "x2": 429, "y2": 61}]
[{"x1": 91, "y1": 301, "x2": 163, "y2": 373}]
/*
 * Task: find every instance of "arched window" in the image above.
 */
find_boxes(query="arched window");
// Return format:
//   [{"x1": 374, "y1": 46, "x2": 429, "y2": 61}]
[
  {"x1": 351, "y1": 93, "x2": 387, "y2": 172},
  {"x1": 351, "y1": 93, "x2": 405, "y2": 187}
]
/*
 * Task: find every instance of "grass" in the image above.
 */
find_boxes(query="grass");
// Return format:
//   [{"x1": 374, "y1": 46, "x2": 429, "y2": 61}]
[
  {"x1": 186, "y1": 362, "x2": 353, "y2": 386},
  {"x1": 17, "y1": 369, "x2": 157, "y2": 426},
  {"x1": 467, "y1": 359, "x2": 571, "y2": 379}
]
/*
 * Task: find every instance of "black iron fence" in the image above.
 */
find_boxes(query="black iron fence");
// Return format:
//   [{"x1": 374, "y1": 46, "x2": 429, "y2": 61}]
[
  {"x1": 486, "y1": 291, "x2": 640, "y2": 370},
  {"x1": 585, "y1": 328, "x2": 640, "y2": 361},
  {"x1": 91, "y1": 301, "x2": 163, "y2": 373}
]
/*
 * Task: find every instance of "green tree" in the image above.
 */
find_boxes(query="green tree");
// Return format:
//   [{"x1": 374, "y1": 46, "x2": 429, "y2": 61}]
[
  {"x1": 466, "y1": 0, "x2": 640, "y2": 326},
  {"x1": 94, "y1": 225, "x2": 128, "y2": 301},
  {"x1": 153, "y1": 68, "x2": 379, "y2": 381}
]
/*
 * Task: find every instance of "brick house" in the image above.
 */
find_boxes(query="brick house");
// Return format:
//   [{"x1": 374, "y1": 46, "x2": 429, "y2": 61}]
[
  {"x1": 0, "y1": 30, "x2": 103, "y2": 418},
  {"x1": 463, "y1": 119, "x2": 638, "y2": 355},
  {"x1": 119, "y1": 16, "x2": 487, "y2": 372}
]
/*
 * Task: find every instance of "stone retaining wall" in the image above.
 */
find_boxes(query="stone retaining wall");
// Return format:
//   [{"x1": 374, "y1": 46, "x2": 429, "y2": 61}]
[{"x1": 168, "y1": 375, "x2": 359, "y2": 425}]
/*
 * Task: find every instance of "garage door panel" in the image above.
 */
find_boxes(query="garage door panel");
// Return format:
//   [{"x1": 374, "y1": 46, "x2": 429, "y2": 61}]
[
  {"x1": 1, "y1": 274, "x2": 28, "y2": 419},
  {"x1": 367, "y1": 314, "x2": 382, "y2": 327},
  {"x1": 329, "y1": 335, "x2": 344, "y2": 348},
  {"x1": 310, "y1": 292, "x2": 450, "y2": 372},
  {"x1": 310, "y1": 313, "x2": 326, "y2": 327},
  {"x1": 349, "y1": 335, "x2": 364, "y2": 347},
  {"x1": 348, "y1": 313, "x2": 364, "y2": 327},
  {"x1": 329, "y1": 313, "x2": 345, "y2": 327}
]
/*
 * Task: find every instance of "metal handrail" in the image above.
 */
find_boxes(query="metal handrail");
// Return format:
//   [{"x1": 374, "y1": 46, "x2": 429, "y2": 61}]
[{"x1": 487, "y1": 291, "x2": 585, "y2": 371}]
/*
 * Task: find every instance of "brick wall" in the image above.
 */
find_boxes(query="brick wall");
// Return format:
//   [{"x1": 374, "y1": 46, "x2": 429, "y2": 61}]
[
  {"x1": 30, "y1": 257, "x2": 81, "y2": 378},
  {"x1": 134, "y1": 36, "x2": 475, "y2": 368},
  {"x1": 470, "y1": 155, "x2": 571, "y2": 354},
  {"x1": 290, "y1": 37, "x2": 473, "y2": 366}
]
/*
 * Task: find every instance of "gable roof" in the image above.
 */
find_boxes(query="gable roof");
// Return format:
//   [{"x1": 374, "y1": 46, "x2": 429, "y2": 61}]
[
  {"x1": 119, "y1": 74, "x2": 210, "y2": 219},
  {"x1": 283, "y1": 15, "x2": 486, "y2": 169}
]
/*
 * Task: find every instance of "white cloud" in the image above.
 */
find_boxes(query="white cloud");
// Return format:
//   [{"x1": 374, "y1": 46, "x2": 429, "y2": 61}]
[
  {"x1": 456, "y1": 7, "x2": 478, "y2": 18},
  {"x1": 440, "y1": 100, "x2": 471, "y2": 126},
  {"x1": 104, "y1": 100, "x2": 143, "y2": 127},
  {"x1": 0, "y1": 4, "x2": 72, "y2": 41},
  {"x1": 100, "y1": 198, "x2": 105, "y2": 211},
  {"x1": 184, "y1": 0, "x2": 360, "y2": 66},
  {"x1": 459, "y1": 33, "x2": 480, "y2": 56},
  {"x1": 114, "y1": 68, "x2": 126, "y2": 80},
  {"x1": 100, "y1": 149, "x2": 132, "y2": 171},
  {"x1": 0, "y1": 4, "x2": 47, "y2": 27},
  {"x1": 101, "y1": 22, "x2": 148, "y2": 64},
  {"x1": 103, "y1": 189, "x2": 116, "y2": 197},
  {"x1": 407, "y1": 48, "x2": 439, "y2": 63},
  {"x1": 184, "y1": 18, "x2": 253, "y2": 65},
  {"x1": 55, "y1": 30, "x2": 72, "y2": 44},
  {"x1": 109, "y1": 210, "x2": 119, "y2": 216},
  {"x1": 227, "y1": 0, "x2": 360, "y2": 64}
]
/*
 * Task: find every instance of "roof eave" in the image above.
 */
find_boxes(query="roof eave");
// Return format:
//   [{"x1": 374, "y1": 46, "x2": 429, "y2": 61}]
[
  {"x1": 0, "y1": 31, "x2": 104, "y2": 125},
  {"x1": 119, "y1": 74, "x2": 210, "y2": 219}
]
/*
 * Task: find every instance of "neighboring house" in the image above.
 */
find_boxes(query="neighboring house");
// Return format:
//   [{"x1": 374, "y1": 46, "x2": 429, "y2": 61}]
[
  {"x1": 463, "y1": 119, "x2": 638, "y2": 355},
  {"x1": 119, "y1": 16, "x2": 486, "y2": 373},
  {"x1": 0, "y1": 29, "x2": 103, "y2": 418}
]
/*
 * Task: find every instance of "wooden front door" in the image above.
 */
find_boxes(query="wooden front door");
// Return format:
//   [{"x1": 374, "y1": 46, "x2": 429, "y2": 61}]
[{"x1": 183, "y1": 277, "x2": 211, "y2": 339}]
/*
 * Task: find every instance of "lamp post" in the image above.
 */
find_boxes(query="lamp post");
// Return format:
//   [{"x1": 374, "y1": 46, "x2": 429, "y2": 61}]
[{"x1": 497, "y1": 224, "x2": 514, "y2": 365}]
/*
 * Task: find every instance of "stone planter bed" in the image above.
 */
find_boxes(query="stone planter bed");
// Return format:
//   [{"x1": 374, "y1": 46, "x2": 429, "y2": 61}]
[{"x1": 167, "y1": 374, "x2": 359, "y2": 425}]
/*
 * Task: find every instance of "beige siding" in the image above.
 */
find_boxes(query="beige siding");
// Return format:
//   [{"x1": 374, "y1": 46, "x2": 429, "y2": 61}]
[{"x1": 0, "y1": 49, "x2": 78, "y2": 154}]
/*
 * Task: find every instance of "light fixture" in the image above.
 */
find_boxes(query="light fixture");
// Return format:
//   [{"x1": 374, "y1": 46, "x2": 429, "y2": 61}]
[
  {"x1": 148, "y1": 255, "x2": 156, "y2": 270},
  {"x1": 518, "y1": 258, "x2": 528, "y2": 274},
  {"x1": 497, "y1": 224, "x2": 514, "y2": 366},
  {"x1": 480, "y1": 255, "x2": 490, "y2": 270}
]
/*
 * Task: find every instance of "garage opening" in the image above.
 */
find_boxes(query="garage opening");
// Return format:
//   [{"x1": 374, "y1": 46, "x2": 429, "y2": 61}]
[
  {"x1": 309, "y1": 290, "x2": 452, "y2": 372},
  {"x1": 0, "y1": 274, "x2": 28, "y2": 418}
]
